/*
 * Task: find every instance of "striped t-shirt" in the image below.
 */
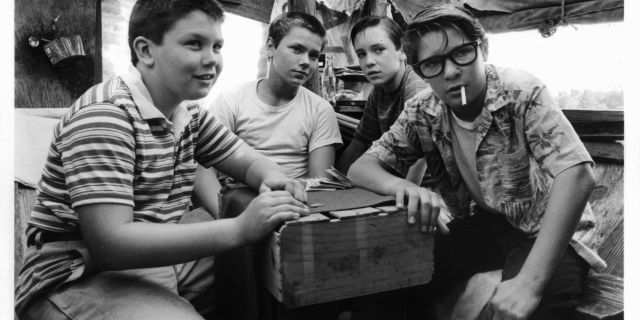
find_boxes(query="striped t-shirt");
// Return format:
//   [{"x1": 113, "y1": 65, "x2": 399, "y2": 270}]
[
  {"x1": 28, "y1": 68, "x2": 242, "y2": 235},
  {"x1": 16, "y1": 68, "x2": 243, "y2": 312},
  {"x1": 353, "y1": 67, "x2": 427, "y2": 146}
]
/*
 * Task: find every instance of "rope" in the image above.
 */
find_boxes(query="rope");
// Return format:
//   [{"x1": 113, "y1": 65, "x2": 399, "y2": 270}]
[{"x1": 538, "y1": 0, "x2": 577, "y2": 38}]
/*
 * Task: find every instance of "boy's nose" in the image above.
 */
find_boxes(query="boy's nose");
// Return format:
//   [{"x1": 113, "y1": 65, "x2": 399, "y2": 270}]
[
  {"x1": 365, "y1": 56, "x2": 376, "y2": 67},
  {"x1": 202, "y1": 50, "x2": 220, "y2": 66},
  {"x1": 443, "y1": 58, "x2": 461, "y2": 80},
  {"x1": 299, "y1": 54, "x2": 310, "y2": 67}
]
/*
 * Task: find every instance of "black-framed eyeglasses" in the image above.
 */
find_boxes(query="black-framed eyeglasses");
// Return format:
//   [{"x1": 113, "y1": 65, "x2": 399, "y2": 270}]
[{"x1": 412, "y1": 40, "x2": 482, "y2": 79}]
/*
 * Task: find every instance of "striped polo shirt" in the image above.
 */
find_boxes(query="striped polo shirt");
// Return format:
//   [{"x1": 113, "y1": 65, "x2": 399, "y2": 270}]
[{"x1": 26, "y1": 67, "x2": 243, "y2": 238}]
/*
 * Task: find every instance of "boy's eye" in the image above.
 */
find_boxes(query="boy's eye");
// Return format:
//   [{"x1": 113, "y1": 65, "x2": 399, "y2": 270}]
[
  {"x1": 356, "y1": 52, "x2": 365, "y2": 59},
  {"x1": 291, "y1": 47, "x2": 302, "y2": 54},
  {"x1": 309, "y1": 53, "x2": 319, "y2": 61},
  {"x1": 186, "y1": 40, "x2": 201, "y2": 48},
  {"x1": 213, "y1": 43, "x2": 223, "y2": 51}
]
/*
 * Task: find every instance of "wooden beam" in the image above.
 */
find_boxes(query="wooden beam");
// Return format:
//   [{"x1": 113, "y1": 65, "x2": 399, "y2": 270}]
[
  {"x1": 219, "y1": 0, "x2": 275, "y2": 24},
  {"x1": 584, "y1": 142, "x2": 623, "y2": 164},
  {"x1": 563, "y1": 109, "x2": 624, "y2": 142}
]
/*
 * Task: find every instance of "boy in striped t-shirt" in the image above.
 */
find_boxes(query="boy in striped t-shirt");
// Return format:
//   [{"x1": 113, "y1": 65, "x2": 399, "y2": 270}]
[{"x1": 15, "y1": 0, "x2": 308, "y2": 319}]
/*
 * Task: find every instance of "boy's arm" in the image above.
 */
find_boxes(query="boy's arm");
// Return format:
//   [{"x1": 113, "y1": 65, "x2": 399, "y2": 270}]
[
  {"x1": 192, "y1": 165, "x2": 222, "y2": 218},
  {"x1": 79, "y1": 190, "x2": 308, "y2": 271},
  {"x1": 308, "y1": 145, "x2": 335, "y2": 178},
  {"x1": 485, "y1": 86, "x2": 596, "y2": 319},
  {"x1": 486, "y1": 162, "x2": 595, "y2": 320},
  {"x1": 215, "y1": 143, "x2": 307, "y2": 202},
  {"x1": 349, "y1": 154, "x2": 445, "y2": 234},
  {"x1": 335, "y1": 139, "x2": 369, "y2": 174}
]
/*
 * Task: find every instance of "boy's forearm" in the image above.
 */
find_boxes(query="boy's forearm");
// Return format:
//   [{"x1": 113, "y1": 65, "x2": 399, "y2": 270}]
[
  {"x1": 243, "y1": 155, "x2": 285, "y2": 189},
  {"x1": 336, "y1": 139, "x2": 369, "y2": 174},
  {"x1": 193, "y1": 165, "x2": 221, "y2": 218},
  {"x1": 348, "y1": 154, "x2": 416, "y2": 195},
  {"x1": 79, "y1": 204, "x2": 245, "y2": 270},
  {"x1": 516, "y1": 163, "x2": 595, "y2": 291}
]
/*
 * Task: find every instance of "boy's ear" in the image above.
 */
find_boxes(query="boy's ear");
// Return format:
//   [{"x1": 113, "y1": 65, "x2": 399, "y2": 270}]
[
  {"x1": 400, "y1": 50, "x2": 407, "y2": 63},
  {"x1": 133, "y1": 36, "x2": 155, "y2": 67},
  {"x1": 266, "y1": 37, "x2": 275, "y2": 60},
  {"x1": 480, "y1": 38, "x2": 489, "y2": 61}
]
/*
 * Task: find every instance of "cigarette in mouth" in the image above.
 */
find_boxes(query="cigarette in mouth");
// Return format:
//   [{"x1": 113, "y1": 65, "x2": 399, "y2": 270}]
[{"x1": 460, "y1": 86, "x2": 467, "y2": 106}]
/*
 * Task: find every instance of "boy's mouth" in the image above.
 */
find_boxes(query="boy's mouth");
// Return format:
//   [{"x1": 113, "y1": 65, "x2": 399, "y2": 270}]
[{"x1": 194, "y1": 74, "x2": 215, "y2": 80}]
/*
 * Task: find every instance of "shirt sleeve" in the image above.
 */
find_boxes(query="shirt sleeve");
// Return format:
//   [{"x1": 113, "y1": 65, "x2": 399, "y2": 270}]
[
  {"x1": 365, "y1": 109, "x2": 423, "y2": 177},
  {"x1": 208, "y1": 91, "x2": 236, "y2": 132},
  {"x1": 309, "y1": 101, "x2": 343, "y2": 152},
  {"x1": 525, "y1": 86, "x2": 594, "y2": 177},
  {"x1": 353, "y1": 91, "x2": 381, "y2": 146},
  {"x1": 59, "y1": 104, "x2": 136, "y2": 208},
  {"x1": 195, "y1": 107, "x2": 244, "y2": 168}
]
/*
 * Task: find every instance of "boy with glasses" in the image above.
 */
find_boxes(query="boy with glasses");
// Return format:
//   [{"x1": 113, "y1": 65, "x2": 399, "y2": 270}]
[{"x1": 348, "y1": 4, "x2": 606, "y2": 320}]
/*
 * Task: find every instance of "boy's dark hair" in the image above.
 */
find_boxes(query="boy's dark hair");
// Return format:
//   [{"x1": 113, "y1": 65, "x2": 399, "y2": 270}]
[
  {"x1": 268, "y1": 12, "x2": 327, "y2": 49},
  {"x1": 350, "y1": 16, "x2": 403, "y2": 50},
  {"x1": 402, "y1": 4, "x2": 486, "y2": 65},
  {"x1": 128, "y1": 0, "x2": 225, "y2": 66}
]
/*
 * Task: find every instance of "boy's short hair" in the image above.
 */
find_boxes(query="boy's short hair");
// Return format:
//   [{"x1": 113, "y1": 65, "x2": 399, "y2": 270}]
[
  {"x1": 402, "y1": 4, "x2": 486, "y2": 65},
  {"x1": 268, "y1": 12, "x2": 327, "y2": 49},
  {"x1": 128, "y1": 0, "x2": 225, "y2": 66},
  {"x1": 350, "y1": 16, "x2": 403, "y2": 50}
]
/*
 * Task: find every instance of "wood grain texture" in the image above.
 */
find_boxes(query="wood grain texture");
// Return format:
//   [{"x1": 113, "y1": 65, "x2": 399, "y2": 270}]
[
  {"x1": 563, "y1": 110, "x2": 624, "y2": 141},
  {"x1": 220, "y1": 0, "x2": 275, "y2": 23},
  {"x1": 14, "y1": 184, "x2": 37, "y2": 281},
  {"x1": 589, "y1": 163, "x2": 624, "y2": 277},
  {"x1": 263, "y1": 209, "x2": 434, "y2": 307},
  {"x1": 576, "y1": 273, "x2": 623, "y2": 320},
  {"x1": 584, "y1": 142, "x2": 623, "y2": 164},
  {"x1": 15, "y1": 0, "x2": 98, "y2": 109}
]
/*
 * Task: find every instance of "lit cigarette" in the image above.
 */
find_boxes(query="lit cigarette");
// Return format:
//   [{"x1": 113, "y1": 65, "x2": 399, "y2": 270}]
[{"x1": 460, "y1": 86, "x2": 467, "y2": 106}]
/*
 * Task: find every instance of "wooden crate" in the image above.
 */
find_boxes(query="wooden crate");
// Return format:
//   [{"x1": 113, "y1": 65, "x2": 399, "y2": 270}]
[{"x1": 259, "y1": 206, "x2": 434, "y2": 308}]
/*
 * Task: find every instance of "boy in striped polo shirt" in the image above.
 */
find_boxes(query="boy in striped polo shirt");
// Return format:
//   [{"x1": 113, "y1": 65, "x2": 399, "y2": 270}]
[{"x1": 15, "y1": 0, "x2": 308, "y2": 319}]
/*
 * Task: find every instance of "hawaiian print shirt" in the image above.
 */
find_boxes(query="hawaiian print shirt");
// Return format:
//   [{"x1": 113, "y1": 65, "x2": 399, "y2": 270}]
[{"x1": 367, "y1": 65, "x2": 606, "y2": 271}]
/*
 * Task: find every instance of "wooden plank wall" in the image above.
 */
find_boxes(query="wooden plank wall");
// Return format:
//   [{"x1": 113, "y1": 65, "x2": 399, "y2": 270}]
[{"x1": 15, "y1": 0, "x2": 99, "y2": 109}]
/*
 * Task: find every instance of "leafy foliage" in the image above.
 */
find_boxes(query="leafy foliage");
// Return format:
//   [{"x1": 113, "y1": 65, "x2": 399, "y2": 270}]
[{"x1": 555, "y1": 89, "x2": 623, "y2": 110}]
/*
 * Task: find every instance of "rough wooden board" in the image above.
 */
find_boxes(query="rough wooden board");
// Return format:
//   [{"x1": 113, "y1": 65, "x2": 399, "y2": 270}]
[
  {"x1": 286, "y1": 213, "x2": 331, "y2": 226},
  {"x1": 562, "y1": 110, "x2": 623, "y2": 141},
  {"x1": 14, "y1": 184, "x2": 37, "y2": 281},
  {"x1": 584, "y1": 141, "x2": 623, "y2": 164},
  {"x1": 590, "y1": 163, "x2": 624, "y2": 277},
  {"x1": 266, "y1": 210, "x2": 434, "y2": 307},
  {"x1": 575, "y1": 273, "x2": 624, "y2": 320},
  {"x1": 15, "y1": 0, "x2": 98, "y2": 109},
  {"x1": 220, "y1": 0, "x2": 274, "y2": 24}
]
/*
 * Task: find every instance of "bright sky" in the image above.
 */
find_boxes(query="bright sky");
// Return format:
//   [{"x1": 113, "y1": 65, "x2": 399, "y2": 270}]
[
  {"x1": 107, "y1": 14, "x2": 625, "y2": 102},
  {"x1": 487, "y1": 22, "x2": 624, "y2": 94}
]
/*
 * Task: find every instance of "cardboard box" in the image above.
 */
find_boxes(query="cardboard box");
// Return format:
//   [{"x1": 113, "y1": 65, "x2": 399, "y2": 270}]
[{"x1": 259, "y1": 206, "x2": 434, "y2": 307}]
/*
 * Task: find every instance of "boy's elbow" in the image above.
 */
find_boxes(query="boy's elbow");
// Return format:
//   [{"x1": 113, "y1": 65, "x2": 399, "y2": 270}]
[
  {"x1": 566, "y1": 162, "x2": 596, "y2": 194},
  {"x1": 578, "y1": 163, "x2": 597, "y2": 192},
  {"x1": 346, "y1": 155, "x2": 368, "y2": 182}
]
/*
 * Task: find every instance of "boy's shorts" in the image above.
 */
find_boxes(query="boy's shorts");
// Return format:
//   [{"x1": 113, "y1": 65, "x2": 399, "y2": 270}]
[
  {"x1": 19, "y1": 244, "x2": 215, "y2": 320},
  {"x1": 17, "y1": 210, "x2": 217, "y2": 320}
]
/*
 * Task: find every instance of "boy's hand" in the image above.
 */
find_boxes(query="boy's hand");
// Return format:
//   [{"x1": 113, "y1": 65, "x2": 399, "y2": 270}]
[
  {"x1": 395, "y1": 186, "x2": 449, "y2": 234},
  {"x1": 259, "y1": 176, "x2": 307, "y2": 204},
  {"x1": 236, "y1": 191, "x2": 309, "y2": 244},
  {"x1": 480, "y1": 276, "x2": 542, "y2": 320}
]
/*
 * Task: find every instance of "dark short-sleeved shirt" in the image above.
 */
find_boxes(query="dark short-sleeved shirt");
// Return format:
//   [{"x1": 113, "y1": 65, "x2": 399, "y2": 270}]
[{"x1": 353, "y1": 68, "x2": 427, "y2": 146}]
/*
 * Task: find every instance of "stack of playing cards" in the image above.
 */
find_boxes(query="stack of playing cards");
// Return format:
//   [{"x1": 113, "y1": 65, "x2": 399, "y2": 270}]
[{"x1": 305, "y1": 167, "x2": 352, "y2": 191}]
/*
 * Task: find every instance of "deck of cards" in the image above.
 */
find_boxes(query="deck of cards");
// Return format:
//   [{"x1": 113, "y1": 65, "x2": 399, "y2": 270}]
[{"x1": 305, "y1": 167, "x2": 352, "y2": 191}]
